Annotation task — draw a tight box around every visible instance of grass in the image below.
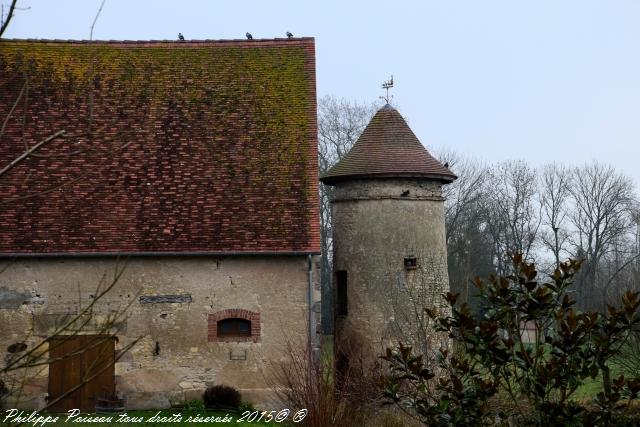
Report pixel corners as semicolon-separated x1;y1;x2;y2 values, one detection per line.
572;357;630;402
515;341;640;401
496;343;636;404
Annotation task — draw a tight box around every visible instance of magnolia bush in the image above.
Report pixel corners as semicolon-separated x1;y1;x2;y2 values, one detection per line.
381;254;640;426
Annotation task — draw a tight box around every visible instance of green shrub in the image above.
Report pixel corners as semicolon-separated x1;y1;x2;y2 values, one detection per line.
238;400;256;412
381;254;640;426
183;399;205;413
202;384;242;410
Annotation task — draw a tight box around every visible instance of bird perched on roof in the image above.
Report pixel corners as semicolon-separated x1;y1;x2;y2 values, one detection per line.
444;162;449;168
286;31;293;38
246;32;253;40
178;33;185;41
401;190;410;197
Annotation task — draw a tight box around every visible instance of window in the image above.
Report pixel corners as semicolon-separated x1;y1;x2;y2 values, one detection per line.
208;309;260;342
336;270;348;317
404;257;418;270
217;318;251;338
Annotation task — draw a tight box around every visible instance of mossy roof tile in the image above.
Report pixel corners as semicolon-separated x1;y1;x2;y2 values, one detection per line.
0;38;320;255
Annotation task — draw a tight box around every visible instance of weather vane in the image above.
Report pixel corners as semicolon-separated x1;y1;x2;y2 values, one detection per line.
380;75;394;104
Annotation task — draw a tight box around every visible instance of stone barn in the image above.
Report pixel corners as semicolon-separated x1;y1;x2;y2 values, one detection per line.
0;38;320;410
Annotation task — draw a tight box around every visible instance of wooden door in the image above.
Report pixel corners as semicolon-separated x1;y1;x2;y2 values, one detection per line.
48;335;115;413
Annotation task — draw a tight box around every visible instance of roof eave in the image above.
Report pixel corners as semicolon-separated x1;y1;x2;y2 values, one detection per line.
319;172;458;186
0;250;321;259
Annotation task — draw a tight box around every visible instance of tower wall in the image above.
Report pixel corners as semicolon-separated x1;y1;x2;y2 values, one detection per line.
331;178;451;361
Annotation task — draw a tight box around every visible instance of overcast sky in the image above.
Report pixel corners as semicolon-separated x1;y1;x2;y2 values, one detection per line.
4;0;640;188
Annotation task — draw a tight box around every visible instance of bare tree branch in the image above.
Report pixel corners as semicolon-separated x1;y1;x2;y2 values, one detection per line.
89;0;106;41
0;130;66;178
0;79;26;139
0;0;18;37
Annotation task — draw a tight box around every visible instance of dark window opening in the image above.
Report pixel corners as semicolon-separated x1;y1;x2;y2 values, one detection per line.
217;318;251;338
336;270;348;317
404;257;418;270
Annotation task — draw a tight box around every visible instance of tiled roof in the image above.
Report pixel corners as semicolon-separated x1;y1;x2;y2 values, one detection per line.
0;38;320;255
320;104;456;185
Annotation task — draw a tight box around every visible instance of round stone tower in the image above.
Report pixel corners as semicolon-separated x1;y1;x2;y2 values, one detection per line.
320;104;456;363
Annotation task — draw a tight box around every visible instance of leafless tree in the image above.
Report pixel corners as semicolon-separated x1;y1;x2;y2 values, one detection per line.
0;0;18;38
1;262;142;411
613;204;640;370
568;162;636;310
438;150;486;243
317;95;377;333
436;149;493;307
382;252;451;359
483;160;541;275
0;1;144;412
539;163;571;269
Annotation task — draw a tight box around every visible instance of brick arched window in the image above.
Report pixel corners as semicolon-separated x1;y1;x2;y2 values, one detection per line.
208;309;260;343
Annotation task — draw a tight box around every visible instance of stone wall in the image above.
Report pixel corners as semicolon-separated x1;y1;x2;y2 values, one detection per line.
331;178;451;362
0;255;317;409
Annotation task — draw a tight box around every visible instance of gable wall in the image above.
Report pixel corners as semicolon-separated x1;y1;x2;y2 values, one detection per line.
0;255;316;409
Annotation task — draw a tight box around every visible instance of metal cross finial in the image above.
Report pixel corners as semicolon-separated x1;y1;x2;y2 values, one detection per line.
380;75;394;104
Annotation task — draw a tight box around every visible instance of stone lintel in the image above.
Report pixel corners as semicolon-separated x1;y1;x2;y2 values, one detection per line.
139;294;192;304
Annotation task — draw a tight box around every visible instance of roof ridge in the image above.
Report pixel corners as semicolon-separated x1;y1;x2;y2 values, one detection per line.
0;37;315;46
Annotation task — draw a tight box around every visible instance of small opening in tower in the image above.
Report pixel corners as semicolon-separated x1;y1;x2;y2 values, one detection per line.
336;270;348;317
404;257;418;270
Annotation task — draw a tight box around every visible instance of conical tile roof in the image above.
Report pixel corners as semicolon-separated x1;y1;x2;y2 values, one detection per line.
320;104;456;185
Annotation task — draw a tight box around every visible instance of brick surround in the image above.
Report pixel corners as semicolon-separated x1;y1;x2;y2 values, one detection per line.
208;309;261;343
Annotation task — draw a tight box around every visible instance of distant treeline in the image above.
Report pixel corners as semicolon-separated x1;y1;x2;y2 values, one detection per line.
318;95;639;313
